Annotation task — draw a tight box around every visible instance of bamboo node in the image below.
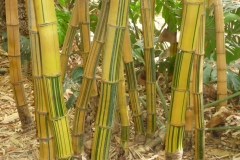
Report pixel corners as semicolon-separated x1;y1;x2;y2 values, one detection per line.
50;113;68;121
95;124;112;130
39;137;54;141
82;75;95;80
36;110;48;115
171;87;189;92
101;79;119;84
177;48;195;53
6;23;19;26
184;1;204;5
169;122;185;127
8;55;21;57
79;22;90;25
43;74;61;78
195;127;205;131
68;24;79;28
107;24;126;29
72;133;84;137
194;52;204;56
38;21;57;27
33;75;43;79
95;39;105;44
75;106;87;111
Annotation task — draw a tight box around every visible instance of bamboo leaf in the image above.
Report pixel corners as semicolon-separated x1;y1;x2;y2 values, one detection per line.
224;12;240;24
66;94;77;109
71;66;84;84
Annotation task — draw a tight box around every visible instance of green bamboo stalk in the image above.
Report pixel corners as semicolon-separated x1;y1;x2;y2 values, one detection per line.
117;61;130;151
60;0;79;82
33;0;73;159
214;0;227;110
78;0;98;97
165;0;204;158
122;26;145;137
204;91;240;109
27;0;54;159
206;126;240;131
5;0;33;129
72;0;110;157
91;0;129;159
193;14;205;160
140;0;157;141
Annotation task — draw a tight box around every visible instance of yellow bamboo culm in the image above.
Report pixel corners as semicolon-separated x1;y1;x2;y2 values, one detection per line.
72;0;110;157
26;0;55;159
60;0;79;82
91;0;130;159
5;0;33;129
214;0;227;110
193;14;205;159
122;26;145;137
117;61;130;151
140;0;156;140
78;0;98;97
33;0;73;159
165;0;204;158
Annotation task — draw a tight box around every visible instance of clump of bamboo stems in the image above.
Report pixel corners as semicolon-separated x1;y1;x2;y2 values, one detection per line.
60;0;98;97
26;0;55;159
123;26;145;137
214;0;227;110
91;0;129;159
140;0;157;141
33;0;73;159
165;0;204;158
193;14;205;159
5;0;32;129
72;0;110;157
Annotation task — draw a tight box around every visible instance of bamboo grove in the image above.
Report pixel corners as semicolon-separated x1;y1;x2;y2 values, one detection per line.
4;0;237;159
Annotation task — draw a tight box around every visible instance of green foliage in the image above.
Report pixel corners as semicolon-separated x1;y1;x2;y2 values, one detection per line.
157;55;176;75
157;0;182;32
55;7;71;46
71;66;84;84
1;31;31;63
203;57;240;92
205;2;240;64
63;76;79;109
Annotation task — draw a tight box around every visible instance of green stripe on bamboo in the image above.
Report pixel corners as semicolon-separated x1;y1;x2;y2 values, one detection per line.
91;0;129;159
122;26;145;136
165;0;204;158
5;0;33;129
117;61;130;150
72;0;110;156
33;0;73;159
140;0;156;140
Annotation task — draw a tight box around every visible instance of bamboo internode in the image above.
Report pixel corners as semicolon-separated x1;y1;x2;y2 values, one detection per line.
5;0;33;129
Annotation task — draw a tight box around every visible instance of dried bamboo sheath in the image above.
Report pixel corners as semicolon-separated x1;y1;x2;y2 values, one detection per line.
5;0;32;129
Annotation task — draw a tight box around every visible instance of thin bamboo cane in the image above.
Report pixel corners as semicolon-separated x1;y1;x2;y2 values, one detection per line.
165;0;204;158
60;0;79;82
214;0;227;110
193;14;205;159
27;0;55;159
77;0;98;97
122;26;145;137
33;0;73;159
117;61;130;151
72;0;110;157
140;0;156;140
91;0;129;159
5;0;33;129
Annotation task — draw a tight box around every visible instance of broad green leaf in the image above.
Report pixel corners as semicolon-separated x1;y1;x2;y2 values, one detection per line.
203;63;213;84
66;95;77;109
58;0;66;7
71;66;84;84
227;69;240;92
224;12;240;24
